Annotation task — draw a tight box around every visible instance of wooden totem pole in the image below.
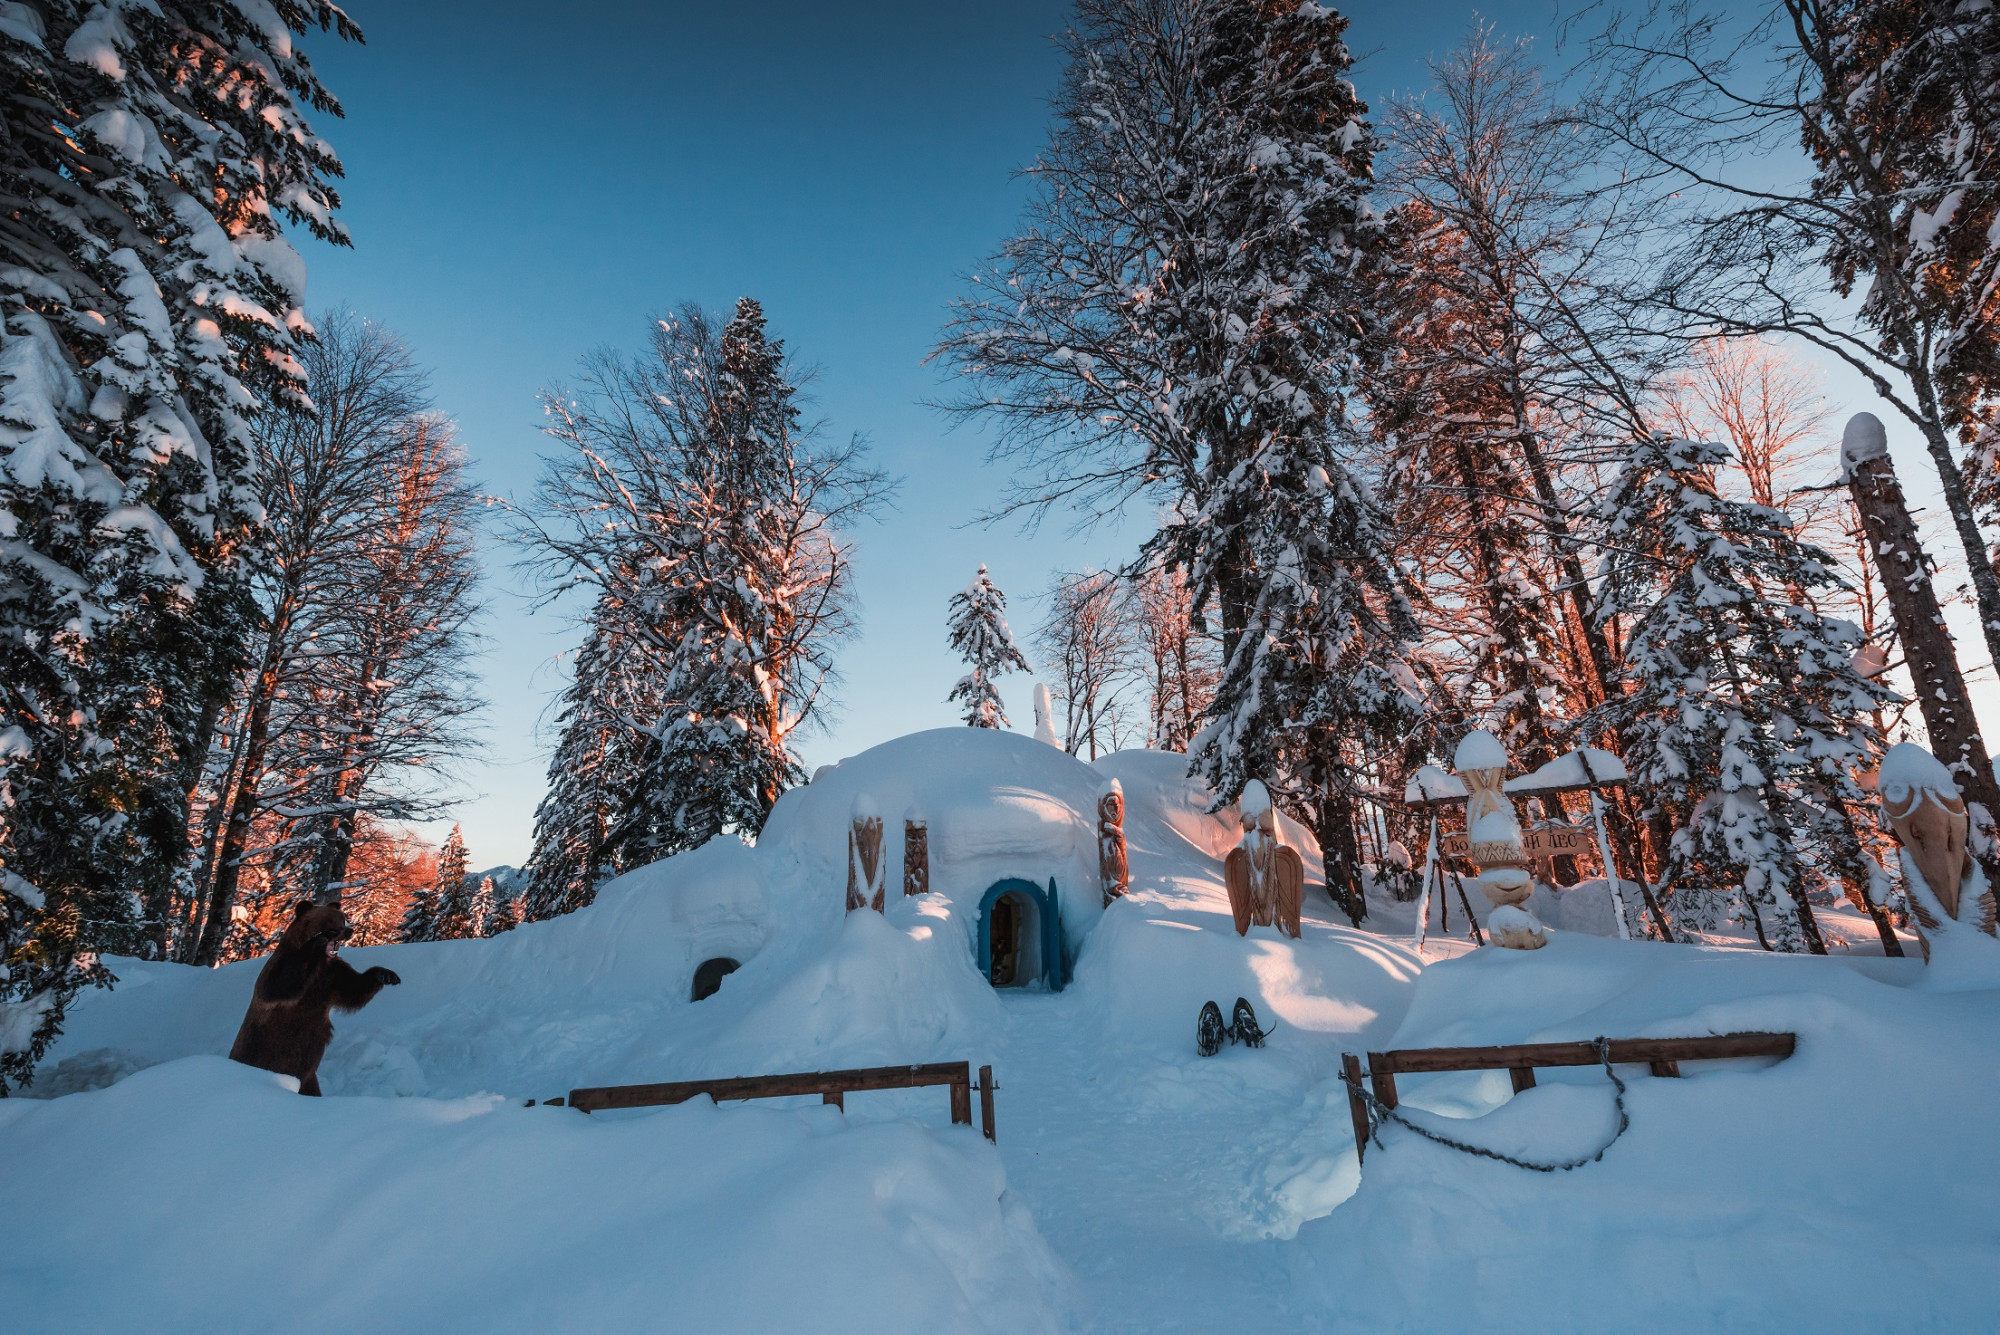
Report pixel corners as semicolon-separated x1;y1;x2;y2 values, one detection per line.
1098;779;1129;907
1224;780;1303;938
903;808;930;898
1456;730;1546;949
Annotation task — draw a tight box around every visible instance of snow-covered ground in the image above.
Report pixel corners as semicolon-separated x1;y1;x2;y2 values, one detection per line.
7;730;1996;1332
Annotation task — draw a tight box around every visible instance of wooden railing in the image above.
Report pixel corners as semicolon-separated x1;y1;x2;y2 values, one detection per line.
545;1060;999;1141
1340;1031;1796;1162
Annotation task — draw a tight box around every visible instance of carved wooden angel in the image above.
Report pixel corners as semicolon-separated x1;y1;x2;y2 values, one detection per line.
1224;781;1303;938
1099;779;1129;907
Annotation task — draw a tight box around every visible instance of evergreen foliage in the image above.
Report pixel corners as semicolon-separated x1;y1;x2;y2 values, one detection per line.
522;612;661;922
402;825;466;944
1590;434;1893;951
429;830;478;941
946;566;1031;728
521;299;890;880
0;0;359;1089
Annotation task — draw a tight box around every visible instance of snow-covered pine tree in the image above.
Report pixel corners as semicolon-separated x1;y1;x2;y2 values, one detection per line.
937;0;1379;680
480;883;518;937
523;299;889;867
403;825;466;943
430;831;478;941
398;880;441;945
467;875;494;940
947;566;1031;728
1194;423;1423;923
521;611;661;921
0;0;359;1088
1591;434;1893;952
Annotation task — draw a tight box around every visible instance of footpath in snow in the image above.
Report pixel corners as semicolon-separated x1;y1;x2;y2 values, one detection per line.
6;731;1996;1333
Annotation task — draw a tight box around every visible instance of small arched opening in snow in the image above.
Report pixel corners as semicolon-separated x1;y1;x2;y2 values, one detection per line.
975;879;1066;991
690;957;740;1002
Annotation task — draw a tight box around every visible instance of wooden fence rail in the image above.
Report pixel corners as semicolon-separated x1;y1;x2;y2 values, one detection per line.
1341;1031;1796;1163
548;1060;999;1141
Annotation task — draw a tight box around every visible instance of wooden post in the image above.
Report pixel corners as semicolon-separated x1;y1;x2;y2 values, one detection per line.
1508;1066;1537;1093
1577;754;1633;942
1414;812;1439;951
949;1070;972;1127
1366;1053;1399;1111
977;1065;996;1142
1450;866;1485;947
1845;416;2000;837
903;816;929;896
823;1090;844;1110
1342;1053;1371;1163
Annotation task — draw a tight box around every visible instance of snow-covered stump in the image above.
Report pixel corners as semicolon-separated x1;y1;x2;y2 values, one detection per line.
1456;731;1546;950
1223;780;1303;938
1098;780;1129;907
1879;744;1999;970
845;797;886;913
903;810;930;897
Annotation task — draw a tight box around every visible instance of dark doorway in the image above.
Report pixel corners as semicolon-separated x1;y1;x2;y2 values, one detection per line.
691;957;739;1002
989;896;1020;986
977;878;1063;990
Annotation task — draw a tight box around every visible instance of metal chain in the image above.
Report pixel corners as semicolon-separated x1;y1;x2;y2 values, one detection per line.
1342;1037;1632;1174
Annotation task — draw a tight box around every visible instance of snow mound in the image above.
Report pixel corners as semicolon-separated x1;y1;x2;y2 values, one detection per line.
1277;933;1995;1329
0;1057;1073;1334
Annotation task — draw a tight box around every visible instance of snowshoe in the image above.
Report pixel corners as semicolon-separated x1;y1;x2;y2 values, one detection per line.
1196;1000;1226;1057
1231;997;1271;1048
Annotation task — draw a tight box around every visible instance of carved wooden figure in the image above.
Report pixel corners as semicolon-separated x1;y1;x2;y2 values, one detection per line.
1455;730;1545;949
1879;742;1998;957
903;814;930;897
846;797;886;913
1098;779;1129;907
1223;780;1303;938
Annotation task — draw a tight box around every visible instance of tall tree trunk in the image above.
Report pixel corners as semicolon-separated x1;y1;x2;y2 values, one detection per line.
193;603;297;966
1845;433;2000;879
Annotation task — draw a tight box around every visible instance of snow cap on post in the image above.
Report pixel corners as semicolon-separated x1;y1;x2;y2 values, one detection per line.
1239;779;1272;817
1841;412;1889;479
1453;729;1508;774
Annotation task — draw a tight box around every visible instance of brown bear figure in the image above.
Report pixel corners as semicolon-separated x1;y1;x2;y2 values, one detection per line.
229;900;400;1096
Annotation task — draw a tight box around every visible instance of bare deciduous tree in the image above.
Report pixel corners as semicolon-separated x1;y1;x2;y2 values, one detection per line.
1034;571;1140;761
1129;564;1217;751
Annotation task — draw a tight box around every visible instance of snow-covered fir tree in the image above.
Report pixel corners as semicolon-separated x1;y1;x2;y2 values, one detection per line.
938;0;1380;688
402;825;466;943
431;850;480;942
946;566;1031;728
0;0;359;1088
1591;434;1893;952
521;611;662;921
480;882;519;937
523;299;890;870
1194;422;1423;923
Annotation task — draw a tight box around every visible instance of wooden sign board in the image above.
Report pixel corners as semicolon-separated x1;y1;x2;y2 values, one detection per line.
1441;824;1594;861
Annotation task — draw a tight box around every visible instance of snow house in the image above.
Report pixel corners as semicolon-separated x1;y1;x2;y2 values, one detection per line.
782;727;1171;994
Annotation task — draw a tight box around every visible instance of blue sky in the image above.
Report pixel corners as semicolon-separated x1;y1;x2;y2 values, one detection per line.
295;0;1966;868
